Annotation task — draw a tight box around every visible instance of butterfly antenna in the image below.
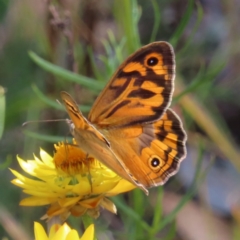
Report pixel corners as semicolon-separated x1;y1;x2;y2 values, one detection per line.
22;119;68;127
85;153;93;193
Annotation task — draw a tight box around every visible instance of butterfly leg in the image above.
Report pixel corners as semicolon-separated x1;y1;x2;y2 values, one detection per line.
85;153;93;193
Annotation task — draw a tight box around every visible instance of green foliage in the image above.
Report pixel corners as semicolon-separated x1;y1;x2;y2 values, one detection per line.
170;0;195;47
0;86;5;139
1;0;240;240
29;51;104;92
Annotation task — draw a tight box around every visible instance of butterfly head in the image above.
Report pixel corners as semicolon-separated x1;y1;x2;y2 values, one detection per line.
66;119;75;135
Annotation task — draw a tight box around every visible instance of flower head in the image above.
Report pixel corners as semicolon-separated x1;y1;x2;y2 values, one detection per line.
10;140;135;220
34;222;94;240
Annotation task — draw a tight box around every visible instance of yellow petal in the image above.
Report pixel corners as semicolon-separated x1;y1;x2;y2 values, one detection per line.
80;196;103;209
22;189;59;198
11;178;25;188
40;148;54;165
16;157;36;175
66;230;80;240
10;169;31;185
106;179;136;196
49;224;61;238
20;196;57;206
46;204;69;218
51;223;71;240
80;224;94;240
58;196;81;207
34;222;48;240
72;177;91;195
34;168;57;178
10;172;47;189
33;154;44;165
92;180;119;194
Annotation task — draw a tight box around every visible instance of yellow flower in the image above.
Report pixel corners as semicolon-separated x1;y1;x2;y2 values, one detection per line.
34;222;94;240
10;141;135;220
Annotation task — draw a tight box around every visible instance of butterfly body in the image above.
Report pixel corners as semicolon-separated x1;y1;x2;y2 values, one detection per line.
61;41;187;194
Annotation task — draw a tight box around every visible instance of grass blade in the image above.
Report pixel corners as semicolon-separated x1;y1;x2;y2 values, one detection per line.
0;86;6;139
29;51;104;92
174;61;225;102
170;0;194;47
150;0;161;42
113;196;152;232
177;1;204;56
32;84;91;113
114;0;141;53
23;130;71;143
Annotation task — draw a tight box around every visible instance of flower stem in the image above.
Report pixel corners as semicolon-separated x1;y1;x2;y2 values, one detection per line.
82;215;97;240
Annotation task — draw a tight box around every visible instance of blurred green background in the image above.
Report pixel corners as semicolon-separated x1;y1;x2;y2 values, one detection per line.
1;0;240;239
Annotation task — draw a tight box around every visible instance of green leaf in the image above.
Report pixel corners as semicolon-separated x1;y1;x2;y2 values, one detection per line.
114;0;141;53
150;187;164;236
87;46;106;82
174;61;225;103
23;130;71;143
164;221;177;240
177;1;204;56
113;196;152;232
0;155;12;169
150;0;161;42
32;84;91;113
170;0;194;47
0;86;6;139
29;51;104;92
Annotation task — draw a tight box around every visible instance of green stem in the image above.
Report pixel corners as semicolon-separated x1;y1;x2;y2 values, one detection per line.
82;215;97;240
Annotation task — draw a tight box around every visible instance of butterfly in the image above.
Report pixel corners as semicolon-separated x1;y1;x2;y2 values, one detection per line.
61;41;187;195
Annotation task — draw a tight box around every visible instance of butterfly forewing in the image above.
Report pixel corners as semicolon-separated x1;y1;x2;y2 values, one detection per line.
88;42;175;128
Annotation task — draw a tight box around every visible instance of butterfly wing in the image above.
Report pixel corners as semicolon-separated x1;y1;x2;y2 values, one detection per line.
61;91;107;144
61;41;185;190
61;91;148;194
104;109;187;187
88;41;175;128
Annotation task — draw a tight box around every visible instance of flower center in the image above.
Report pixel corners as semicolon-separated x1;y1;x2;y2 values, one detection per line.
53;142;95;175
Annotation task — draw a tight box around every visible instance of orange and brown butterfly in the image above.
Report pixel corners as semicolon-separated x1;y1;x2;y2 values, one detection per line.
61;41;187;195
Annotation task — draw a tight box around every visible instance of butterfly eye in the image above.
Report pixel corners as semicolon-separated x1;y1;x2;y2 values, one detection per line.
148;155;162;171
147;57;158;66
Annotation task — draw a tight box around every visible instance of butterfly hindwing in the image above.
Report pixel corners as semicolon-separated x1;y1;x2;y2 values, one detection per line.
104;109;187;187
